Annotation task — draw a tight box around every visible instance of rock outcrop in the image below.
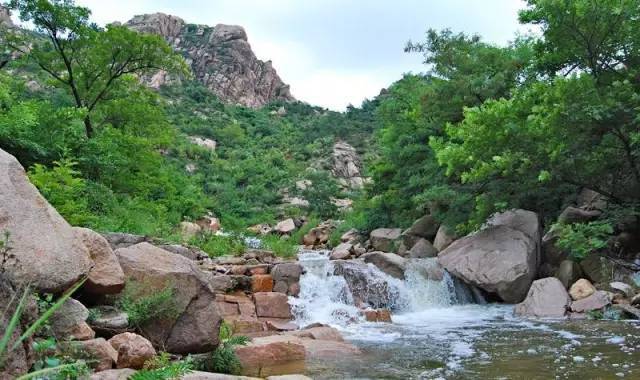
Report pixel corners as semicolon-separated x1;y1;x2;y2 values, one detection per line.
0;5;13;27
438;210;540;303
331;142;365;189
0;148;92;293
126;13;293;108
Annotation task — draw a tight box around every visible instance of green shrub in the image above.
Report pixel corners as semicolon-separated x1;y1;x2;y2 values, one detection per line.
207;322;248;375
191;233;247;257
261;235;298;259
28;159;96;226
131;352;193;380
117;280;180;329
553;221;613;261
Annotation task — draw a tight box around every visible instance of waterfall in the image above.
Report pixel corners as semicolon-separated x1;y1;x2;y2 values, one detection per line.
291;249;482;327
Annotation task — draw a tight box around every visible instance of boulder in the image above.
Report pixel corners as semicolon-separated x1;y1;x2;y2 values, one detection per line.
340;229;359;243
570;290;611;312
253;292;291;319
267;376;312;380
90;369;137;380
330;243;353;260
235;340;306;377
180;221;202;240
438;224;538;303
363;309;392;323
275;219;296;234
188;136;217;151
361;251;407;280
50;298;95;341
403;215;439;240
89;306;129;336
580;254;635;284
251;274;274;292
101;233;148;250
333;260;399;309
271;262;302;296
408;238;438;258
73;227;125;295
158;244;206;261
248;223;273;236
433;225;456;252
558;206;601;224
569;279;596;301
369;228;402;252
555;260;583;289
108;332;156;369
514;277;570;318
610;281;634;298
115;242;222;353
0;148;92;293
77;338;118;371
486;209;541;243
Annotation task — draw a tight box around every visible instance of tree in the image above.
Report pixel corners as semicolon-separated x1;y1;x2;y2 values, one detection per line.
8;0;188;137
519;0;640;79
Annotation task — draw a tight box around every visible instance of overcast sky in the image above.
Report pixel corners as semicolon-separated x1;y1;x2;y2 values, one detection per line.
21;0;532;110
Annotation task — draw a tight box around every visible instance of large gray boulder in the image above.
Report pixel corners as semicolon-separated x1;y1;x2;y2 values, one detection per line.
438;210;540;303
369;228;402;252
0;149;92;293
361;251;407;280
115;243;222;353
514;277;570;318
402;215;439;241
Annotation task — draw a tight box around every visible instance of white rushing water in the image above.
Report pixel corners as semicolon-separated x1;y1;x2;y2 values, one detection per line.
290;249;474;327
291;250;640;379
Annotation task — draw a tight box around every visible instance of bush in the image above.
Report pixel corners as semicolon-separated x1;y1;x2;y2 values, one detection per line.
553;221;614;261
131;352;194;380
207;321;248;375
28;159;96;226
117;280;180;329
261;235;298;259
191;233;247;257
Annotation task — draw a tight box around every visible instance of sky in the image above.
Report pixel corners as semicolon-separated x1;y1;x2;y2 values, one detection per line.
20;0;532;110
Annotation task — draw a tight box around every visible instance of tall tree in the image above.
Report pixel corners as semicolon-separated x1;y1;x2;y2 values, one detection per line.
7;0;187;137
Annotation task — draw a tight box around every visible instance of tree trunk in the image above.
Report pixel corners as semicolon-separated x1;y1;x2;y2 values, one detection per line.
84;117;94;138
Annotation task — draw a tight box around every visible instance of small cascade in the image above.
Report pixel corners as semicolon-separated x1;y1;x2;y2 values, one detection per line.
292;250;482;328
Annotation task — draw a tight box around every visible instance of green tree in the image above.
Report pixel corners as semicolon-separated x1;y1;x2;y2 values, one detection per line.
8;0;187;137
519;0;640;79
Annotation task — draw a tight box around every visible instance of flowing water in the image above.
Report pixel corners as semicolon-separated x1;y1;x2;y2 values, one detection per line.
291;250;640;379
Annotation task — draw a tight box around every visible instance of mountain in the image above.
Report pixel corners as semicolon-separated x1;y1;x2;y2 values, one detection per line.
125;13;294;108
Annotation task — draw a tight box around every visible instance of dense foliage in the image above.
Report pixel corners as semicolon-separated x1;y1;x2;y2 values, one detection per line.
359;0;639;236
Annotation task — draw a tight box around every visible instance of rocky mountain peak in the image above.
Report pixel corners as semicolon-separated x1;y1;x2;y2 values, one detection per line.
0;5;13;27
126;13;293;108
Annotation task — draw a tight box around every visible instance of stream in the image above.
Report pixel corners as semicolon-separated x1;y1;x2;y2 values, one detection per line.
290;250;640;379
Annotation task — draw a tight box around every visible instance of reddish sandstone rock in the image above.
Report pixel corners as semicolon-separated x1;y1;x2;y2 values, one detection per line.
77;338;118;371
90;369;137;380
254;292;292;319
362;309;392;322
252;274;274;292
74;227;125;294
235;340;306;377
108;332;156;369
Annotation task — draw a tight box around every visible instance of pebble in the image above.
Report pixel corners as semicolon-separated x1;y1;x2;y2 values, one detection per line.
573;356;585;363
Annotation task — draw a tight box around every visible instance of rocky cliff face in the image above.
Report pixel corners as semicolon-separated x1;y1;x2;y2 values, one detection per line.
0;5;12;27
126;13;293;108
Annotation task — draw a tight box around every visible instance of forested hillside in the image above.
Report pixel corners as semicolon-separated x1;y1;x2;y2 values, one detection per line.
1;0;639;258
